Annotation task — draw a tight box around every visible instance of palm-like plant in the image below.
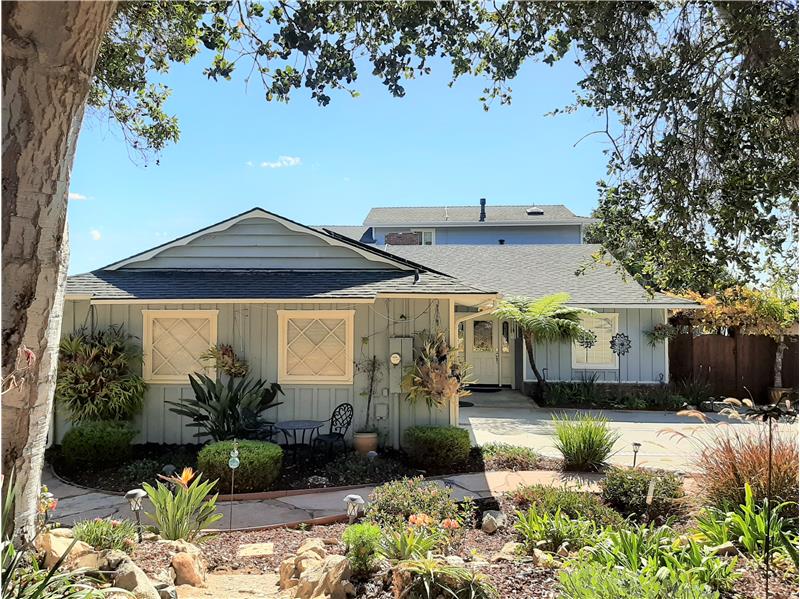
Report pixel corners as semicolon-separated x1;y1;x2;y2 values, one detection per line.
167;373;283;441
493;293;595;394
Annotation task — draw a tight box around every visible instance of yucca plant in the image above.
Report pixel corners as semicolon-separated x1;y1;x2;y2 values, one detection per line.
55;326;146;422
396;557;498;599
494;294;594;396
142;468;222;541
514;507;596;554
167;373;283;441
378;526;441;562
552;412;620;471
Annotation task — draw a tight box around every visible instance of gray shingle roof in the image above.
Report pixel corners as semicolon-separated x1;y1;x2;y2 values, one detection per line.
386;245;697;307
363;204;595;226
66;269;493;300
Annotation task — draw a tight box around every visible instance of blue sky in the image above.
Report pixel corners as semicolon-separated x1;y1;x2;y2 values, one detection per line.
67;52;610;274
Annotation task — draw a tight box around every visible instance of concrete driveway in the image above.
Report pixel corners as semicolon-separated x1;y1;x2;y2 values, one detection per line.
459;389;795;472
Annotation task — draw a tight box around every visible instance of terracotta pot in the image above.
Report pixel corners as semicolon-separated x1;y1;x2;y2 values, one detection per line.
768;387;794;403
353;432;378;455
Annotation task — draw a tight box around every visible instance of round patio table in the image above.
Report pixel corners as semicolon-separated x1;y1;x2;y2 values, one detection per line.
274;419;324;464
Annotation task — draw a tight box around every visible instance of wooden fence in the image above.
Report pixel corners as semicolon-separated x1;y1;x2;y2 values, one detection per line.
669;332;799;402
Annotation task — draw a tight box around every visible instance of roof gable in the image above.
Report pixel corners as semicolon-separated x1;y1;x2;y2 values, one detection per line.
105;208;412;271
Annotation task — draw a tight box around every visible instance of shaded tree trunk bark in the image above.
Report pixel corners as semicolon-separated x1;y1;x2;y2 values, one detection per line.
774;334;786;389
522;331;546;398
2;1;116;542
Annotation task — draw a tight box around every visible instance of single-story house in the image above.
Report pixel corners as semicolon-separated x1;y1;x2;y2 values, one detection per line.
56;207;696;447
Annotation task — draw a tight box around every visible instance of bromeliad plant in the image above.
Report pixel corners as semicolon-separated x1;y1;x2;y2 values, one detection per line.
55;325;147;422
167;373;283;441
142;467;222;542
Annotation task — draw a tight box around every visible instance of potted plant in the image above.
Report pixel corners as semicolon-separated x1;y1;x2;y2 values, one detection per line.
353;355;383;454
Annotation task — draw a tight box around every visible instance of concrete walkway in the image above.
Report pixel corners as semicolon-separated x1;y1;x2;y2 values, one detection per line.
44;465;601;530
461;389;798;472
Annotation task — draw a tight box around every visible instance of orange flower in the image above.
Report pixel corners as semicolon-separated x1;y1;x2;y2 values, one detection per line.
158;467;196;489
408;513;433;527
440;518;460;530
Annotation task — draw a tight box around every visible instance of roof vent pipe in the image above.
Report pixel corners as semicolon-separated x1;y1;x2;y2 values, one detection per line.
479;198;486;222
498;239;505;245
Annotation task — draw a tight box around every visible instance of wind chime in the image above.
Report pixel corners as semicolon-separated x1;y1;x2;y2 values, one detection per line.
609;332;632;401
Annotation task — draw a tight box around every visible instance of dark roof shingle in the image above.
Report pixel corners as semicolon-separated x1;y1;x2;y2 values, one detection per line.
386;245;696;307
66;269;493;300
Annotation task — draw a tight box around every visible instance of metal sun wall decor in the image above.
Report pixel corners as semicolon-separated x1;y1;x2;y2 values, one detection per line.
610;332;632;399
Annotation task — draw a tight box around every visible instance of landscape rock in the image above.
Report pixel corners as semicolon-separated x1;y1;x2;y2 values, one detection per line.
35;532;94;569
237;542;274;557
296;537;327;558
156;540;201;555
101;549;134;571
709;541;737;556
490;541;525;562
49;527;74;539
444;555;465;566
153;582;178;599
73;550;104;571
295;554;354;599
170;551;206;587
480;510;507;534
114;560;161;599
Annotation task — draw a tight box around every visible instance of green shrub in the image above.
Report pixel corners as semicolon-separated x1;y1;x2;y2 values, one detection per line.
321;453;416;486
404;426;471;471
56;326;146;423
73;518;137;553
378;526;441;562
480;443;539;471
694;483;799;566
395;557;498;599
552;412;619;471
508;484;624;527
366;477;473;530
121;458;161;485
142;469;222;541
600;467;685;520
197;440;282;493
514;508;597;554
558;562;718;599
61;421;137;468
342;523;382;577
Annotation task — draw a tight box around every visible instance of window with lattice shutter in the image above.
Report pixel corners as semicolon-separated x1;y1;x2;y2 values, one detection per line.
571;313;619;369
278;310;354;384
142;310;218;383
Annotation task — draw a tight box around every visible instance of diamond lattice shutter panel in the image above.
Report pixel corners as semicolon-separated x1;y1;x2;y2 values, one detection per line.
279;310;354;383
143;310;218;383
573;314;618;369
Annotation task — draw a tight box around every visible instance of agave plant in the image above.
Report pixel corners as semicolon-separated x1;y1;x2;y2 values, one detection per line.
166;373;283;441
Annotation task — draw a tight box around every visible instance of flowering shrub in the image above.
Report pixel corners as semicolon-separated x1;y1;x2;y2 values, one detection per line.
73;517;137;553
366;477;473;531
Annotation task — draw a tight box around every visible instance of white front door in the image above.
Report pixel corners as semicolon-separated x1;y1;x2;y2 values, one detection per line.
469;319;499;384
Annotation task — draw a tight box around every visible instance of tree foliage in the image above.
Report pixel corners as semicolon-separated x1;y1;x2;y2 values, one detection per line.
93;1;797;287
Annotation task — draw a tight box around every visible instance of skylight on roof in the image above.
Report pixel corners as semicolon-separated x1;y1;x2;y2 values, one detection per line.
526;206;544;215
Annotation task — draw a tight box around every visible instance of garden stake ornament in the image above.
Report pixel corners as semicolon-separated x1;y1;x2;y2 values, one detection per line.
228;439;240;531
609;332;632;401
577;329;597;381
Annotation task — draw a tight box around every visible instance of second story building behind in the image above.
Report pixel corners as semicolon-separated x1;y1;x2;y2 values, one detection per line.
320;199;596;247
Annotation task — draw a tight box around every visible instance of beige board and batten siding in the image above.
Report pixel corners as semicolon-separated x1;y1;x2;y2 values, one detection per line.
523;307;669;383
121;218;391;270
55;297;452;446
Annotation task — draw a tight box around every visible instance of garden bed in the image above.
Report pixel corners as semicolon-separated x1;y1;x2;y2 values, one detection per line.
48;443;560;495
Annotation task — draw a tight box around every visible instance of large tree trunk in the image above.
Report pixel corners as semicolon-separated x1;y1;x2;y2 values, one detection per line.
2;1;116;542
522;331;546;399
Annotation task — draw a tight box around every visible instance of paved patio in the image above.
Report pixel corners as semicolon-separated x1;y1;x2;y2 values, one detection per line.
44;465;601;530
460;388;796;471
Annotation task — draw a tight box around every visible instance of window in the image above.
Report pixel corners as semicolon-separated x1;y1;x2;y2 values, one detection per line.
572;313;619;369
501;321;510;353
277;310;355;384
473;320;494;352
411;229;435;245
142;310;218;383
